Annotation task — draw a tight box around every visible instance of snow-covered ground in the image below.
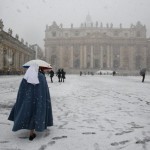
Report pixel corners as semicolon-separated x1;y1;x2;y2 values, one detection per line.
0;74;150;150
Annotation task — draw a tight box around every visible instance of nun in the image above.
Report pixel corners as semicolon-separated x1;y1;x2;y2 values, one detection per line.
8;64;53;141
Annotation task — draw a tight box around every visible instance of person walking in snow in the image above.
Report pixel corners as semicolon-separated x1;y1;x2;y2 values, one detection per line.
56;69;61;82
49;69;54;83
61;69;66;82
140;68;146;82
8;64;53;141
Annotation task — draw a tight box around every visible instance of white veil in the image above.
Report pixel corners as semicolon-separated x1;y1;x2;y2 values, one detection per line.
23;64;39;85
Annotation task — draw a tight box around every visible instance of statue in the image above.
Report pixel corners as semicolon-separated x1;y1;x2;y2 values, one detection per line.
100;22;103;28
0;19;4;30
130;24;133;28
26;42;28;47
110;23;113;28
96;21;98;27
60;23;63;28
107;23;109;28
8;28;13;35
71;23;73;28
21;38;24;44
15;34;19;40
120;23;122;28
46;25;49;30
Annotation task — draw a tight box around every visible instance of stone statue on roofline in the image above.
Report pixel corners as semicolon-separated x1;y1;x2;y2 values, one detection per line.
8;28;13;35
15;34;19;40
21;38;24;44
0;19;4;30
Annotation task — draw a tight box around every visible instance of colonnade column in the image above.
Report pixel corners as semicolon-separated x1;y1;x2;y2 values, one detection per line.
70;45;74;68
110;45;114;69
119;46;124;69
0;45;3;68
83;45;87;68
59;46;63;68
107;45;110;68
129;46;133;70
15;52;19;68
80;45;83;69
100;45;103;69
90;45;93;68
142;46;147;67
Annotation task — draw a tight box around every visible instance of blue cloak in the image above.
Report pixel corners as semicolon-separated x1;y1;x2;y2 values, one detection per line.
8;72;53;132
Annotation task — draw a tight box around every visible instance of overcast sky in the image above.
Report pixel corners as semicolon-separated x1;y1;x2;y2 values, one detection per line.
0;0;150;49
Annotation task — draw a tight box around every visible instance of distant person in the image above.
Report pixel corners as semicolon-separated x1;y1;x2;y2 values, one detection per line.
113;71;116;76
140;68;146;82
61;69;66;82
80;71;82;76
56;69;61;82
49;69;54;83
8;64;53;141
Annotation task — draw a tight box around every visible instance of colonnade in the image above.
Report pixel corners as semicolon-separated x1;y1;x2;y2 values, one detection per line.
59;44;147;70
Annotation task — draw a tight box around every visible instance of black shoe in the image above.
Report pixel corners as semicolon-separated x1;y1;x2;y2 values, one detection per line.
29;133;36;141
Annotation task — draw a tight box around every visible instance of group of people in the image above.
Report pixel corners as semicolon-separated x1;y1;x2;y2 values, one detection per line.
80;71;94;76
56;68;66;82
48;68;66;83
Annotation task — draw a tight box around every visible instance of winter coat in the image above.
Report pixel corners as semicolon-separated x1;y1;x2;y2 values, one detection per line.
49;70;54;77
8;72;53;132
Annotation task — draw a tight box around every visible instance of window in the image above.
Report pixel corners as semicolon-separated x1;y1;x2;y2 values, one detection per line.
75;31;79;36
65;33;68;37
124;33;128;37
114;31;119;36
52;31;56;37
136;31;141;37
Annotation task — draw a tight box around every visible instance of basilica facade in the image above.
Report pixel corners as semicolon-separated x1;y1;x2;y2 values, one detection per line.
45;16;150;73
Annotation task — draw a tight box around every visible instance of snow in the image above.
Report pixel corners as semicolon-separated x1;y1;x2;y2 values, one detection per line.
0;74;150;150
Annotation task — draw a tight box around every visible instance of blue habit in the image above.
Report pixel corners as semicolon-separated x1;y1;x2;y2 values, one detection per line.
8;72;53;132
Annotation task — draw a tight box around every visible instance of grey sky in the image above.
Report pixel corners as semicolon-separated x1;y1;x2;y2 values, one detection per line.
0;0;150;49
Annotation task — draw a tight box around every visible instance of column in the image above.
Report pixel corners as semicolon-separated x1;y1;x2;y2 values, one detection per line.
59;46;63;68
80;45;83;68
107;45;110;68
119;46;124;69
90;45;94;68
15;52;19;68
0;44;3;69
100;45;103;68
70;45;73;68
142;46;147;67
83;45;87;68
129;46;135;70
110;45;114;69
